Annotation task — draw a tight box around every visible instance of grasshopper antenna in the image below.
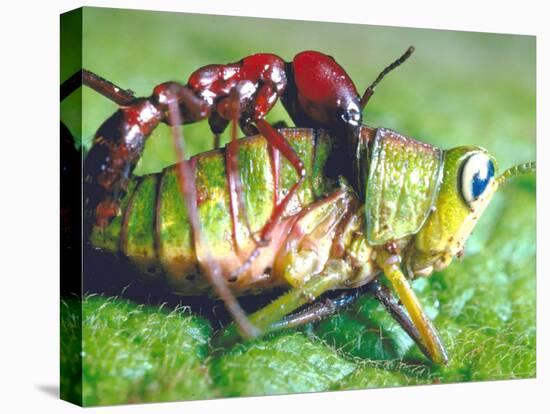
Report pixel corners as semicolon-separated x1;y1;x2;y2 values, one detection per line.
497;161;536;185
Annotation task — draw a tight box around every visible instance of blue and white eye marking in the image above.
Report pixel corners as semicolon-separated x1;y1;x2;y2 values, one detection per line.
460;153;495;204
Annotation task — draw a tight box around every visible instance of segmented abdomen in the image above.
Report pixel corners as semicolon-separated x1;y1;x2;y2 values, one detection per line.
88;129;334;295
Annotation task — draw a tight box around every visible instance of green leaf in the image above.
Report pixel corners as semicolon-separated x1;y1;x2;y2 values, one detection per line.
211;333;356;397
78;296;215;405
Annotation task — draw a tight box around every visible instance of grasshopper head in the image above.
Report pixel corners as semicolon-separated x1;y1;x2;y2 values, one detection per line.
405;146;500;277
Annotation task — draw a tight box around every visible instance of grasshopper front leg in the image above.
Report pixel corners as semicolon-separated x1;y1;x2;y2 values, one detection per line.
376;249;448;365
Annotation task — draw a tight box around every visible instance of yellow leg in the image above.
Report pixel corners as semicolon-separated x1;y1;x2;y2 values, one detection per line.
376;250;448;365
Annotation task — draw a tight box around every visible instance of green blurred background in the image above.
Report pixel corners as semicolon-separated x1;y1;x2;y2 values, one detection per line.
60;7;536;406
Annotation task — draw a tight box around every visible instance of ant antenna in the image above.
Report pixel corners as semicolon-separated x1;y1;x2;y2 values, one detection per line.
360;46;415;110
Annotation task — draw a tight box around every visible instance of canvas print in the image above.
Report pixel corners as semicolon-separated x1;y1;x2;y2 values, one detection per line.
60;7;536;407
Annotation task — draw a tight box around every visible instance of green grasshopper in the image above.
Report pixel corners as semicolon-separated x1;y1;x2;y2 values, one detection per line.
84;119;535;365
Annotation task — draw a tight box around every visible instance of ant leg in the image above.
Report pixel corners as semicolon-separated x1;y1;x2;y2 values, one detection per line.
239;120;259;137
272;120;289;129
75;69;210;123
257;116;307;239
215;90;262;255
208;112;229;150
164;86;258;339
263;120;286;206
228;118;307;279
213;134;221;149
360;46;415;110
250;85;307;238
207;111;256;251
61;70;84;101
61;69;136;104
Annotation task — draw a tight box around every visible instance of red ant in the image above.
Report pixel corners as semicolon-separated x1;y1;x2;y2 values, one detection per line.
70;47;414;336
80;47;413;232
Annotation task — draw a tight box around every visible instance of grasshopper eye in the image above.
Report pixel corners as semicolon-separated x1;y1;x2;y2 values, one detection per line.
460;153;495;204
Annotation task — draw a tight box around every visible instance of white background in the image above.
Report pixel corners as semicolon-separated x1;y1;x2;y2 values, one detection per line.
0;0;547;412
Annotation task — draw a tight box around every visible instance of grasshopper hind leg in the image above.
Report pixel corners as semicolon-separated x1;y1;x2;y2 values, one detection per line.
267;287;365;332
214;260;351;349
250;276;430;352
